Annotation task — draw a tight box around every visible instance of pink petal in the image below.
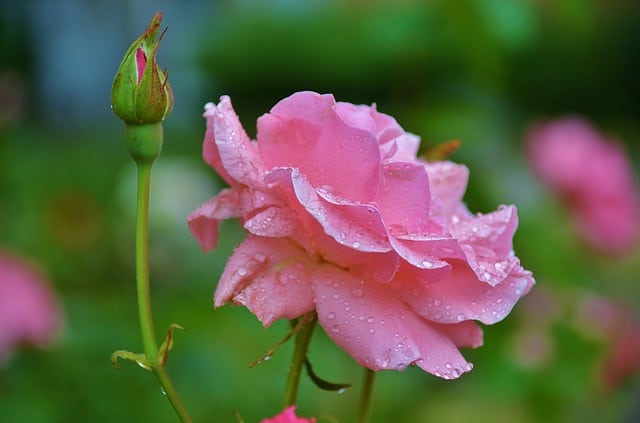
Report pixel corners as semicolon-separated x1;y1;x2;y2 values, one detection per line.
268;167;391;252
202;102;233;185
312;264;474;378
335;102;377;134
188;188;242;252
392;261;534;325
390;233;465;271
451;205;519;284
432;320;484;348
257;91;381;203
207;97;265;186
260;406;316;423
214;236;315;326
243;206;297;238
381;134;421;162
376;162;432;235
425;161;470;217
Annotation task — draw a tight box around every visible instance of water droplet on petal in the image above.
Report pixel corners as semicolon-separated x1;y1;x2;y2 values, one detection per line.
456;313;466;321
367;317;375;324
237;267;247;276
327;312;336;320
434;299;442;306
445;362;452;369
352;287;364;298
253;253;266;263
421;259;434;268
451;368;461;378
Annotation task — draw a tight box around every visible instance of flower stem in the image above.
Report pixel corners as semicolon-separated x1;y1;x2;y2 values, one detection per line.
356;368;376;423
283;313;317;407
135;162;193;423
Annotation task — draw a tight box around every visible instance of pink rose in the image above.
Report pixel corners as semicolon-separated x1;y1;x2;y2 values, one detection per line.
526;117;640;254
260;406;316;423
0;250;63;363
189;92;534;379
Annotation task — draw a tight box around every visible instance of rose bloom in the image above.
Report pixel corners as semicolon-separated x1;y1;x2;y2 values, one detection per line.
0;250;63;363
189;92;534;379
526;117;640;255
260;406;316;423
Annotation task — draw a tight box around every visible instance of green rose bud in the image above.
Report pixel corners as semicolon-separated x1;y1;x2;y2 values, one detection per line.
111;12;173;125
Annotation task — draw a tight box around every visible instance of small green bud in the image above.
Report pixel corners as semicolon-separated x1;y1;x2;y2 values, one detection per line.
111;12;173;124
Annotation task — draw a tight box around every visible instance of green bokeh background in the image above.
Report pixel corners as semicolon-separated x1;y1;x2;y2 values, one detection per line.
1;1;639;422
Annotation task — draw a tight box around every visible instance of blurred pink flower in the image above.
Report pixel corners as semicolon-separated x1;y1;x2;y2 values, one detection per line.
260;406;316;423
189;92;534;379
526;117;640;254
0;250;63;363
575;294;640;390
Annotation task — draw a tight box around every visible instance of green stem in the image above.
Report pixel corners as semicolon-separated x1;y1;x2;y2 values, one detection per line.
135;162;193;423
136;163;158;359
283;313;317;407
356;368;376;423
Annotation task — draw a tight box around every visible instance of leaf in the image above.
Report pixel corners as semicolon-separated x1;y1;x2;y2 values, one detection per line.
304;358;351;393
110;350;152;371
249;312;316;368
158;323;185;367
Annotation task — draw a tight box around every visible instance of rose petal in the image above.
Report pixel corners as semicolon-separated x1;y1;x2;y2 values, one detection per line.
188;188;242;251
234;259;315;327
214;236;315;320
376;162;432;235
270;168;391;252
243;206;297;238
210;96;265;185
257;91;381;202
425;161;470;217
312;264;474;378
392;261;534;325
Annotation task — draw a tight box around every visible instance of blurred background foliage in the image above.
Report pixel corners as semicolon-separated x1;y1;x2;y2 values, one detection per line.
0;0;639;422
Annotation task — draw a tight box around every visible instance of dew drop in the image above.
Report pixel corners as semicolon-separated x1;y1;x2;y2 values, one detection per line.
328;312;336;320
451;368;461;378
421;259;434;268
352;287;364;298
136;360;152;371
433;298;442;306
456;313;466;321
160;387;167;396
352;241;361;248
277;273;289;285
368;328;375;334
367;317;375;324
337;388;346;394
237;267;247;276
264;355;272;361
253;253;266;263
445;362;452;369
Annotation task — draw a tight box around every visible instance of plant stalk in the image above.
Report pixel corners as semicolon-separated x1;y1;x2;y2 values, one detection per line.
283;313;317;407
135;162;193;423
